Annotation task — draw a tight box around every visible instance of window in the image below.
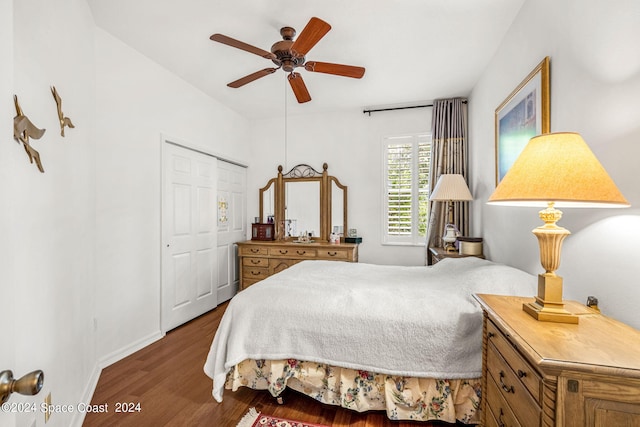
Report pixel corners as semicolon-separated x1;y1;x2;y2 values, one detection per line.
382;133;431;245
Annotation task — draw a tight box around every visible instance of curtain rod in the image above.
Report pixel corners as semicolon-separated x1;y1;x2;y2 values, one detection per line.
362;100;467;116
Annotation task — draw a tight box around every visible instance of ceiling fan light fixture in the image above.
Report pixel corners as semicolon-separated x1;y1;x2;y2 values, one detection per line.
282;60;296;73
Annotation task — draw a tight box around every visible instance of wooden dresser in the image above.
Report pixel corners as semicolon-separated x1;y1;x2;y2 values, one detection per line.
474;294;640;427
237;240;358;290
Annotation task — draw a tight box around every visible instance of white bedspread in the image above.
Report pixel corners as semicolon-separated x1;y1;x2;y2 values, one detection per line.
204;257;535;402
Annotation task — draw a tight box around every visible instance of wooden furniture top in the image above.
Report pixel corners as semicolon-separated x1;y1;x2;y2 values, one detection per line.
475;294;640;379
238;240;358;249
429;246;485;258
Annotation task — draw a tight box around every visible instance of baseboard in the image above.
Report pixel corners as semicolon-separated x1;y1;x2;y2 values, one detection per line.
99;330;164;369
70;363;102;427
68;330;164;427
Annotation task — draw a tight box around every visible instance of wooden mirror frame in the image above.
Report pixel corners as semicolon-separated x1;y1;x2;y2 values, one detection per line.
259;163;348;242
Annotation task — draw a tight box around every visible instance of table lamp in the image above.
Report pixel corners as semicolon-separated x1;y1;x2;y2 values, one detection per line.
430;174;473;251
488;132;629;323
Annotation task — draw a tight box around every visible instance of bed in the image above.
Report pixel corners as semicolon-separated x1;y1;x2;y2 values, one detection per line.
204;257;536;423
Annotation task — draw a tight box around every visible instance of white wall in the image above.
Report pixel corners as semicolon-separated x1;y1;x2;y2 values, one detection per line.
248;107;432;266
94;29;251;363
469;0;640;328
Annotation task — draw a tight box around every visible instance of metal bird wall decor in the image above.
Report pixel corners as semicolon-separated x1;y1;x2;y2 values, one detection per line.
13;95;46;173
50;86;74;137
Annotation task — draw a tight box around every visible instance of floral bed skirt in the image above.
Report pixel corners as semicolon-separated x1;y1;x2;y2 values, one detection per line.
225;359;481;423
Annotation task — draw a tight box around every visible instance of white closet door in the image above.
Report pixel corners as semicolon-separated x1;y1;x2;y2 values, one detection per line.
162;142;218;332
216;160;246;303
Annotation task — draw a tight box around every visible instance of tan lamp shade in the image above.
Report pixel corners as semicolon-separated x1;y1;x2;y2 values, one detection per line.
430;174;473;252
430;174;473;202
488;132;629;207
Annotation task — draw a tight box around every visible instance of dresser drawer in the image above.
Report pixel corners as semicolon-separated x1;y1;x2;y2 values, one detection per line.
289;247;317;258
242;266;269;281
486;372;522;427
240;246;268;256
269;247;296;257
269;246;317;258
487;320;542;403
487;343;541;427
269;258;301;275
317;248;351;260
242;257;269;268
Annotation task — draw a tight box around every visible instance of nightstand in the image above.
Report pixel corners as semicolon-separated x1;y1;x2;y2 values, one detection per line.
474;294;640;427
427;246;485;265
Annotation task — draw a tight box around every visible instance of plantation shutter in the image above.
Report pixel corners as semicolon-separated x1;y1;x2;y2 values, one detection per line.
383;134;431;245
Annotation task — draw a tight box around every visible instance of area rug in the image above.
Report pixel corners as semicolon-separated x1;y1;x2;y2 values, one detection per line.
236;407;330;427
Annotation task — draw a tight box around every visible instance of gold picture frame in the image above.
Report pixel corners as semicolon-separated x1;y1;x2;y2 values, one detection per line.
495;56;550;185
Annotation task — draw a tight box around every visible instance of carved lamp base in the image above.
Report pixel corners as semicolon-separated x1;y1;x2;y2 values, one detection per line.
524;202;579;324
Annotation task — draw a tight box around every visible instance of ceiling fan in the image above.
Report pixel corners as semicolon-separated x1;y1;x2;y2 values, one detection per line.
210;17;365;103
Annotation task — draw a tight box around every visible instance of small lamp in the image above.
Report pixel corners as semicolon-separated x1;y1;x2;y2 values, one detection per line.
488;132;629;323
430;174;473;251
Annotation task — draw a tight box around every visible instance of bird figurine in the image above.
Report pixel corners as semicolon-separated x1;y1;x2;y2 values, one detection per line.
51;85;75;137
13;94;46;173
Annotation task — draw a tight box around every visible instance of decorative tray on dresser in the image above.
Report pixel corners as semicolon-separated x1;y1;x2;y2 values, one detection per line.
237;240;358;290
474;294;640;427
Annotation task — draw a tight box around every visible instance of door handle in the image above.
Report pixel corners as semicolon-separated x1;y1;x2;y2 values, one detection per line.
0;370;44;404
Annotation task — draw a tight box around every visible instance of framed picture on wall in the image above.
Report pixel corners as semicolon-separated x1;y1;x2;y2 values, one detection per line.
495;56;550;185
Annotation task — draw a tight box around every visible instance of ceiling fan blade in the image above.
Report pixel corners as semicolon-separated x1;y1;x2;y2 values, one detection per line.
290;17;331;56
304;61;365;79
287;72;311;103
210;33;276;60
228;68;278;88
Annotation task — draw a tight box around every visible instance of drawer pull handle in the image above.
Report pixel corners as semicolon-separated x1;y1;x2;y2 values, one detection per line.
328;251;338;256
250;249;260;253
499;371;515;394
279;250;289;255
498;409;506;427
487;332;495;339
296;250;306;255
517;369;527;378
251;271;261;276
250;259;261;264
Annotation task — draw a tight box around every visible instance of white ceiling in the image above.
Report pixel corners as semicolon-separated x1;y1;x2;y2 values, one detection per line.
87;0;524;120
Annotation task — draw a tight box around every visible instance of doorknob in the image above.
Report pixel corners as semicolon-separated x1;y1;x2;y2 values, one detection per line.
0;370;44;404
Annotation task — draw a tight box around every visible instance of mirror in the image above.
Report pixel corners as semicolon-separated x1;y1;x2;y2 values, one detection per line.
259;179;275;223
258;163;347;242
285;181;320;237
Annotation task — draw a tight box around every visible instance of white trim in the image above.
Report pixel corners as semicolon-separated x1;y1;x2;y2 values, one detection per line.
69;363;103;427
160;133;248;168
73;331;163;426
98;330;164;369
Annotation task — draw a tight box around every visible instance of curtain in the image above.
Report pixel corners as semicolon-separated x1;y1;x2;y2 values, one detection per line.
426;98;469;263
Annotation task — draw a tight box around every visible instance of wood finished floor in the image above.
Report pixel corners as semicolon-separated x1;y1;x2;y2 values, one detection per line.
84;301;463;427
